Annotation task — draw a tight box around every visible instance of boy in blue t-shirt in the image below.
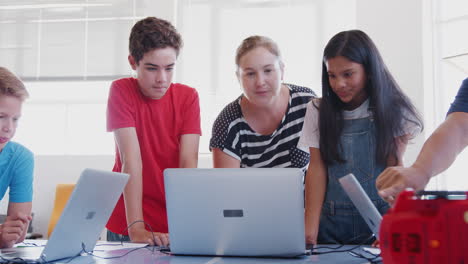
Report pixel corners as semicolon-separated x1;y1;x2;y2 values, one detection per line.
0;67;33;248
377;78;468;203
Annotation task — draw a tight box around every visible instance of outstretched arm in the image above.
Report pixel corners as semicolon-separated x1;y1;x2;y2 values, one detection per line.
114;127;169;246
179;134;200;168
377;112;468;203
304;148;327;245
212;148;241;168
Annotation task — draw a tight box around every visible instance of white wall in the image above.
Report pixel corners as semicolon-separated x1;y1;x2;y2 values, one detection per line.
356;0;428;166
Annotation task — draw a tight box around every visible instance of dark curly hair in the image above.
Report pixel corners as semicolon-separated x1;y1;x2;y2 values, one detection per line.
129;17;183;64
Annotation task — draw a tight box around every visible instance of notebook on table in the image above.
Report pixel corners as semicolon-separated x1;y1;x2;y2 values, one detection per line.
0;168;129;263
164;168;306;258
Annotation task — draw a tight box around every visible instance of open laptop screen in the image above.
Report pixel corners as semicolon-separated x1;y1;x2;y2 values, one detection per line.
164;168;305;257
338;173;382;237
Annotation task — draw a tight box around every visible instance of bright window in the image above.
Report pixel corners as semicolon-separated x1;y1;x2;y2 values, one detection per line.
14;81;114;155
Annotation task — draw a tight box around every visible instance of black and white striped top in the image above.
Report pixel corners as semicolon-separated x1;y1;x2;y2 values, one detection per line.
210;84;316;170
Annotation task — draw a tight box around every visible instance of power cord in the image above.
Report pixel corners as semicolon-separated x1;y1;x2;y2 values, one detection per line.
311;234;382;263
45;220;168;262
0;255;32;264
117;220;157;245
87;219;169;258
78;242;159;260
2;223;381;262
86;220;170;259
348;249;382;263
313;234;373;253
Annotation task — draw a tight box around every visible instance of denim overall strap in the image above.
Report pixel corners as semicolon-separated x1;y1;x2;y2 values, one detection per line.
317;117;390;244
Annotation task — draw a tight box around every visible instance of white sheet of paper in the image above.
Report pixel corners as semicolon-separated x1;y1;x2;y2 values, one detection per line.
15;240;148;251
362;247;381;255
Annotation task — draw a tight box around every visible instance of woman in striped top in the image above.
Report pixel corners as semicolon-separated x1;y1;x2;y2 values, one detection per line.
210;35;316;170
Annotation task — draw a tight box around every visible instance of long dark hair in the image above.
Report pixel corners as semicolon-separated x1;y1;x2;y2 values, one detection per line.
318;30;423;166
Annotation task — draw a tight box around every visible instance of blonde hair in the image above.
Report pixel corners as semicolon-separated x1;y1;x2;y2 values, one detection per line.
235;35;282;67
0;67;28;100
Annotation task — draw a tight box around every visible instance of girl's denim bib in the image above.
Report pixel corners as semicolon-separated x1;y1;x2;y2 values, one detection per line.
317;117;390;244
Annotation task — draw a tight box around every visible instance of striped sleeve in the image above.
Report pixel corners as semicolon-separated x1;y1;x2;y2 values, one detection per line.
209;99;243;160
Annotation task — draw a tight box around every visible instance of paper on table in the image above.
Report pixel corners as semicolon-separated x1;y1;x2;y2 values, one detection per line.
14;240;148;251
93;241;148;251
362;247;381;255
15;239;47;247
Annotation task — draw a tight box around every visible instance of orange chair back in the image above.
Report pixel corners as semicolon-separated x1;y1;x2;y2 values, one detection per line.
47;184;75;238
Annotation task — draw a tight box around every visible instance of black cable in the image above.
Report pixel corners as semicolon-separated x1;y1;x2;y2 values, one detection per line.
313;232;375;251
59;247;86;264
313;244;346;251
0;255;31;264
348;250;382;263
69;220;169;261
81;219;171;259
118;220;158;246
3;222;381;262
312;234;378;256
311;234;383;263
81;242;159;260
158;247;172;255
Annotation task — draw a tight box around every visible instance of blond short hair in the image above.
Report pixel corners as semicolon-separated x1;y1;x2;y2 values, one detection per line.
0;67;28;100
235;35;282;67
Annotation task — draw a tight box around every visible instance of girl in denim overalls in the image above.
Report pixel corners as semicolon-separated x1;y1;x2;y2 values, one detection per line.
299;30;423;245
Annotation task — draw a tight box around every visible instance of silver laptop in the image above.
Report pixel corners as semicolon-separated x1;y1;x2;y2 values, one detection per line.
338;173;382;237
0;168;129;263
164;168;306;258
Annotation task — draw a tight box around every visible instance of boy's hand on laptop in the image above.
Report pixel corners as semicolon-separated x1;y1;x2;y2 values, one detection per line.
0;213;32;248
129;228;170;246
376;165;430;205
151;232;170;247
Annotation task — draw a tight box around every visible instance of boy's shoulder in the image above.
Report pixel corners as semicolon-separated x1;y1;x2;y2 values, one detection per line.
109;78;140;98
4;142;33;160
166;83;199;106
111;77;138;89
170;83;198;96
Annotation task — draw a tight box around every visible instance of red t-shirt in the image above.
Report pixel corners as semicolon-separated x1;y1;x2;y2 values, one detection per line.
106;77;201;234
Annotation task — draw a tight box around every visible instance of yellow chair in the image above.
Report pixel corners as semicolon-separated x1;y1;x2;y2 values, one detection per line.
47;184;75;238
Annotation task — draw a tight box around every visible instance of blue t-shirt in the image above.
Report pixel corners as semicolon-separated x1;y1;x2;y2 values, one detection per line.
447;78;468;115
0;141;34;203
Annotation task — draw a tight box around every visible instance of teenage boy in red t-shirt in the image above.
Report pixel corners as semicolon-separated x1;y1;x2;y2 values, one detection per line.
106;17;201;246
